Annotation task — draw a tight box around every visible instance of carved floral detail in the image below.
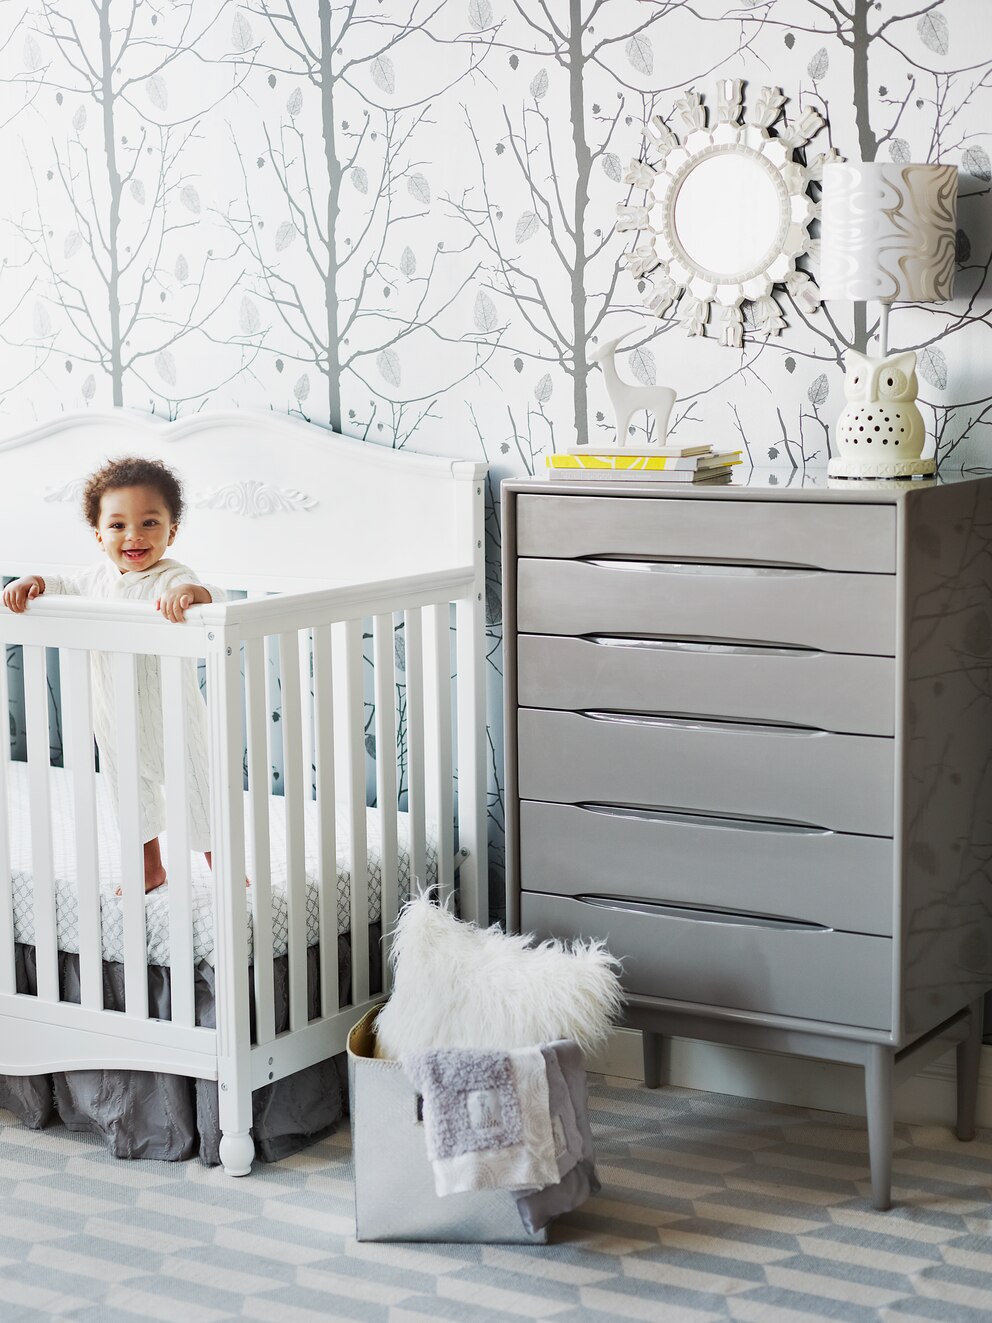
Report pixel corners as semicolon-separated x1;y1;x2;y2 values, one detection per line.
44;477;87;504
192;480;318;518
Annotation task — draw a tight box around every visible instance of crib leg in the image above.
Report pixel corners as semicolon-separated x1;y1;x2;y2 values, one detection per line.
218;1078;255;1177
219;1129;255;1177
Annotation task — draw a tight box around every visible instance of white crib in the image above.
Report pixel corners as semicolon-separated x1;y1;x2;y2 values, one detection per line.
0;409;488;1175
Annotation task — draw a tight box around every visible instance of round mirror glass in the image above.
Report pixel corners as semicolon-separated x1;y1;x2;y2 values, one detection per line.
672;153;785;280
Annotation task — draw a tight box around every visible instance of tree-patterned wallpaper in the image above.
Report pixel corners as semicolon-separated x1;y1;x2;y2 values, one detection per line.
2;1;991;894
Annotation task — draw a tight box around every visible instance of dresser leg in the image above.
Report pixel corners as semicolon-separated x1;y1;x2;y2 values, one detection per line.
956;998;985;1142
864;1045;894;1211
642;1030;666;1089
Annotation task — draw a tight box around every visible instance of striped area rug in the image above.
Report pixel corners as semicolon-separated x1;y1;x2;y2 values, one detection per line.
2;1074;992;1321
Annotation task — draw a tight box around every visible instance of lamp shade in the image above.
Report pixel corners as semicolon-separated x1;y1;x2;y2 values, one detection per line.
819;161;958;303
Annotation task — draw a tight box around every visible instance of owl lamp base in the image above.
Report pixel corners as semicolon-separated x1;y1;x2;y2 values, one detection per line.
829;347;934;480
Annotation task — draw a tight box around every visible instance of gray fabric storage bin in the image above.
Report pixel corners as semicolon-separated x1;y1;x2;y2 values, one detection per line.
347;1004;549;1244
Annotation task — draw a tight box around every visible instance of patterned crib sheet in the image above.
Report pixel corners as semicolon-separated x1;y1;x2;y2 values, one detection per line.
7;762;432;966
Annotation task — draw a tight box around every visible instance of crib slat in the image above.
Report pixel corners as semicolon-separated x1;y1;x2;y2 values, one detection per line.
373;614;399;989
311;624;338;1019
0;641;14;994
426;604;454;907
161;656;194;1029
113;652;148;1020
61;649;102;1010
245;636;275;1047
25;645;57;1002
299;628;314;802
336;619;369;1006
455;592;487;926
404;608;428;899
279;631;308;1032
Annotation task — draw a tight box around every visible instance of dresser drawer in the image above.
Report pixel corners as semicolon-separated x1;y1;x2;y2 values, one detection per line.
518;634;895;736
521;892;893;1031
518;802;894;934
517;709;894;835
516;494;896;572
516;559;895;655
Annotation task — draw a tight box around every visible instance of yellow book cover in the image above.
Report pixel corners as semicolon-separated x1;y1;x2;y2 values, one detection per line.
546;452;740;472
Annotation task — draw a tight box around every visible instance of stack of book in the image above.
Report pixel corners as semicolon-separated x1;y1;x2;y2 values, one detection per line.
545;444;740;484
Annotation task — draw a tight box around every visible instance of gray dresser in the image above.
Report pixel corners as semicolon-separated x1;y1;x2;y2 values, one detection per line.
502;470;992;1209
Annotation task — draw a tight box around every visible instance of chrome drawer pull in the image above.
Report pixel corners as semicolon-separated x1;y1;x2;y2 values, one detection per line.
576;894;833;933
586;635;816;658
576;802;833;837
585;559;822;580
581;710;826;737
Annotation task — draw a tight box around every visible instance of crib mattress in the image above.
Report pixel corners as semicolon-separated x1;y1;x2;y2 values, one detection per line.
6;763;431;966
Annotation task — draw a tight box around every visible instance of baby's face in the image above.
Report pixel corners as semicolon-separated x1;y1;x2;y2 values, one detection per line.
95;485;177;574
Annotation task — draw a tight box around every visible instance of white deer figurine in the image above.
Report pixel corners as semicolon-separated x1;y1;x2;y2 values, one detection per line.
590;330;676;446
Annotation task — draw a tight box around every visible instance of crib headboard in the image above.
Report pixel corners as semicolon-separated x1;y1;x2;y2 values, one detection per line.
0;409;487;594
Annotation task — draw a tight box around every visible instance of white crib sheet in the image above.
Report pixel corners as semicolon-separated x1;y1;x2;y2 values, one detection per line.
6;762;432;967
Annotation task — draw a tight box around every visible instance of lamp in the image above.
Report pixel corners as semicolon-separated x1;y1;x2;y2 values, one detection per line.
819;161;958;478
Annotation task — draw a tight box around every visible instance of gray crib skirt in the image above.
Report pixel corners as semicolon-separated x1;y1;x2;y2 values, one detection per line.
0;930;381;1164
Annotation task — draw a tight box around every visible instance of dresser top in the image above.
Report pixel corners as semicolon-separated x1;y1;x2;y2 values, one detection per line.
504;467;992;504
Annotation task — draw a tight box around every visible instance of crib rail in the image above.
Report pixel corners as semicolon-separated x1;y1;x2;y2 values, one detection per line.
0;563;487;1153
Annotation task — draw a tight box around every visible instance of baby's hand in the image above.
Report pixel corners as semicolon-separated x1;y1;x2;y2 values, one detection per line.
2;576;44;613
157;583;207;623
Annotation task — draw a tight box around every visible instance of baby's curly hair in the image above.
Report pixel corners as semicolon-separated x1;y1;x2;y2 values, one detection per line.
82;456;185;529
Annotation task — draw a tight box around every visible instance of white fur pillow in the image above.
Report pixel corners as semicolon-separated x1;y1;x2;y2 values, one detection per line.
373;894;623;1059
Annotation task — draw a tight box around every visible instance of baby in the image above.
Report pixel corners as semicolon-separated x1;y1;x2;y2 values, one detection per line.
3;456;221;893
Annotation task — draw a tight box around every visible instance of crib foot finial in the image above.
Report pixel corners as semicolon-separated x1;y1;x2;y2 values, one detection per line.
219;1130;255;1177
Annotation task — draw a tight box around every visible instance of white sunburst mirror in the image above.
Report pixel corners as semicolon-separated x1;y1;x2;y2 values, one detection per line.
617;80;839;347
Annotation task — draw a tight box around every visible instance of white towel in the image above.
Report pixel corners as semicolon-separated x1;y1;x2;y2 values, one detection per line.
428;1047;559;1197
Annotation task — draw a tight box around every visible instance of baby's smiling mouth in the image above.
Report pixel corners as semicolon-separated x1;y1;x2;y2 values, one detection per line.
123;548;150;561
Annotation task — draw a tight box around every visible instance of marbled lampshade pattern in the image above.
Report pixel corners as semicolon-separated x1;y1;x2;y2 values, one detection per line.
820;162;958;304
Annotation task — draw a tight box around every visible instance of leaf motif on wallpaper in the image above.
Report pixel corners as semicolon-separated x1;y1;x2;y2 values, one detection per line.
469;0;493;30
534;373;553;404
294;373;310;403
400;246;417;277
232;11;254;53
807;48;829;80
807;373;829;406
81;375;96;402
63;231;82;259
146;74;168;112
956;229;971;263
274;221;296;251
626;34;653;77
962;146;991;182
917;12;949;56
515;211;539;243
156;350;177;386
530;69;548;100
377;348;402;387
239;296;261;335
918;345;947;390
286;87;303;118
474;290;498;334
394;630;406;674
408;173;431;206
175;254;189;283
351;167;369;194
371;55;396;95
23;35;41;71
629;347;656;386
72;105;87;133
130;179;145;205
32;303;52;338
888;138;911;165
602;153;622;183
180;185;201;214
